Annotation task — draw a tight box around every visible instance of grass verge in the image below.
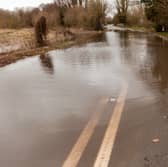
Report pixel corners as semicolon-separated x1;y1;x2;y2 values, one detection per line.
0;28;103;67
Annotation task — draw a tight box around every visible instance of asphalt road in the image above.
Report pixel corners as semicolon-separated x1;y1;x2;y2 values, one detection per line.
0;30;168;167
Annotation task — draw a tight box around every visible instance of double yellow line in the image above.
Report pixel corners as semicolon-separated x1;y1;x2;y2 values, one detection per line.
63;82;128;167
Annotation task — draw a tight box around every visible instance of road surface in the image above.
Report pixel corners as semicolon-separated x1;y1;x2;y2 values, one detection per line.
0;31;168;167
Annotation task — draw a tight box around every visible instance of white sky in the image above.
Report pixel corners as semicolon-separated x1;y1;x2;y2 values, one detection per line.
0;0;53;10
0;0;114;12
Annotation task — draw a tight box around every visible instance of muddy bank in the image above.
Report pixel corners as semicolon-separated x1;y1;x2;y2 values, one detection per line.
0;28;103;67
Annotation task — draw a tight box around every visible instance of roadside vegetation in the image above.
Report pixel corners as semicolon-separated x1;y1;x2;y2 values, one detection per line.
112;0;152;29
0;0;107;66
0;0;106;30
143;0;168;32
0;0;106;47
112;0;168;36
0;0;107;65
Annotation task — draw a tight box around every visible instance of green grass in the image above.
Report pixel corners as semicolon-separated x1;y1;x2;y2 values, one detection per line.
130;26;146;31
158;32;168;38
129;26;154;32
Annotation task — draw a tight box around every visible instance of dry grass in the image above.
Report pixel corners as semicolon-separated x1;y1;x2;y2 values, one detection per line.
0;27;78;54
0;28;35;53
0;27;103;67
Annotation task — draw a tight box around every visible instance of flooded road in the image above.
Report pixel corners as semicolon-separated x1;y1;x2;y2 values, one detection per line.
0;31;168;167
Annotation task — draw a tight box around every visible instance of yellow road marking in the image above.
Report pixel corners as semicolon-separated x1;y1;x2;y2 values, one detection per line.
94;82;128;167
62;97;108;167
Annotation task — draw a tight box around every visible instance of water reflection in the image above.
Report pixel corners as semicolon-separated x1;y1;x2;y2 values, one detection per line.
1;31;168;167
134;34;168;93
89;32;106;43
39;53;54;74
114;31;168;93
151;44;168;92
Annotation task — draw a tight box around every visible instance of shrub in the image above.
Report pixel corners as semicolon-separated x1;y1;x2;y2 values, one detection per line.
42;3;60;27
87;0;106;30
105;17;113;25
64;7;79;27
127;7;152;28
0;1;106;31
64;7;87;27
64;0;106;30
34;16;47;46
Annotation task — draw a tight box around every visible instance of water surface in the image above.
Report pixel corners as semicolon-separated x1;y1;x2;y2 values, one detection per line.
0;31;168;167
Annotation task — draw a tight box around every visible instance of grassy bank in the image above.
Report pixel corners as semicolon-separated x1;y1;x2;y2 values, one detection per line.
0;28;103;67
157;32;168;38
126;26;168;42
154;32;168;42
128;26;154;33
130;27;168;40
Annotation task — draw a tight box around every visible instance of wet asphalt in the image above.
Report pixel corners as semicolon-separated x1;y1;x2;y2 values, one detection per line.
0;30;168;167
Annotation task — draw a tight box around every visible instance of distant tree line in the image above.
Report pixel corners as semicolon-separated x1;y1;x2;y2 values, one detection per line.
116;0;129;24
0;8;39;28
142;0;168;32
112;0;168;32
0;0;106;30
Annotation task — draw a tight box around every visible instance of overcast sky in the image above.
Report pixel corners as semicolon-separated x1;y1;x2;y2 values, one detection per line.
0;0;53;10
0;0;114;12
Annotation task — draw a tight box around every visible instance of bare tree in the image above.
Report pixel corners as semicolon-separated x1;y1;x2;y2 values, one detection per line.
54;0;88;8
54;0;72;7
116;0;129;24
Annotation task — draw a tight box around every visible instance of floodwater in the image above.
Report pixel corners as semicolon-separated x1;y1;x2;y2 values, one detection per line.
0;31;168;167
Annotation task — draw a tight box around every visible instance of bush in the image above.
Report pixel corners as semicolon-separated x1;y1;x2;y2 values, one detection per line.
64;7;82;27
64;0;106;30
42;3;60;27
35;16;47;46
87;0;106;30
112;14;120;25
144;0;168;32
105;17;113;25
64;7;88;28
0;1;106;31
127;7;152;28
0;10;19;28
